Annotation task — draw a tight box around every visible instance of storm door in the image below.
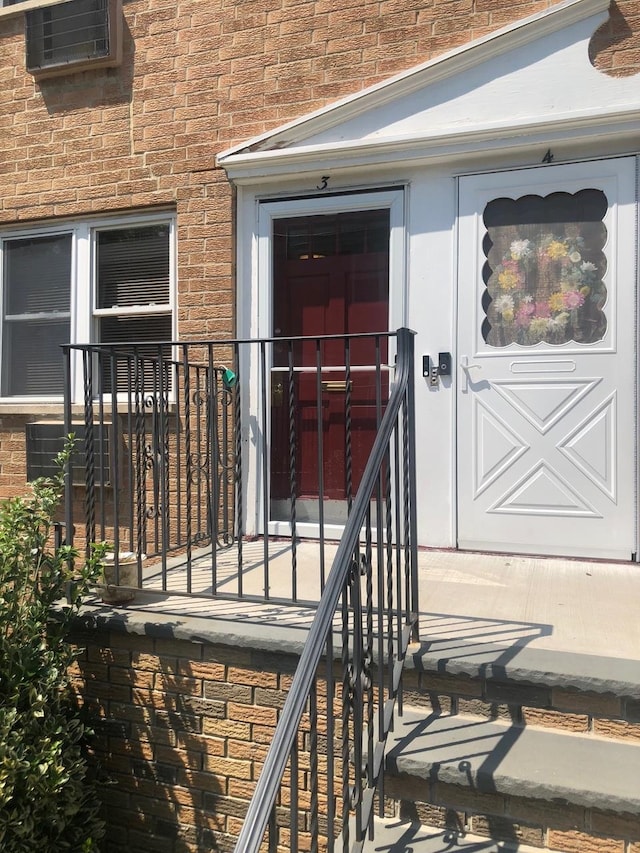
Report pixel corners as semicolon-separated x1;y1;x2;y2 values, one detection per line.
457;158;637;560
270;209;390;526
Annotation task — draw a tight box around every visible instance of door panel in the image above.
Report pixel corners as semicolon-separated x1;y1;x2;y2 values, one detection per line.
457;159;637;560
271;211;389;513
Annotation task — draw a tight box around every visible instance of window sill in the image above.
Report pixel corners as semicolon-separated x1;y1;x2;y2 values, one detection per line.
0;401;68;416
28;52;122;80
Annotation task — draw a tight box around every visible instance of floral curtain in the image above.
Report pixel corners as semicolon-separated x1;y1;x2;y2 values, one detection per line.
482;191;608;347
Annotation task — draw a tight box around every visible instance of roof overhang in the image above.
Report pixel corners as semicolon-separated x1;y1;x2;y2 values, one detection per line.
217;0;640;184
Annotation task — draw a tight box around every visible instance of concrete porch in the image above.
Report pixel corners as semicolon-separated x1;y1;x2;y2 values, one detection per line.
81;546;640;852
96;545;640;665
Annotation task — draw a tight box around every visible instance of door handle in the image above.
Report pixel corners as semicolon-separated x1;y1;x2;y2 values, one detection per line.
322;380;352;392
460;356;482;391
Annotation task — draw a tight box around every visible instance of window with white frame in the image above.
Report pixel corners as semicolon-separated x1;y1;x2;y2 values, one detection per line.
0;216;175;399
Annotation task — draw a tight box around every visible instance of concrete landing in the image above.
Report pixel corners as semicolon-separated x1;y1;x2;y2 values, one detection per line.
101;546;640;664
417;550;640;660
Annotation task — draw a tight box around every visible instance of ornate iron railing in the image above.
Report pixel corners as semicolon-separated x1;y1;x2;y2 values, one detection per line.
233;327;418;852
61;330;409;605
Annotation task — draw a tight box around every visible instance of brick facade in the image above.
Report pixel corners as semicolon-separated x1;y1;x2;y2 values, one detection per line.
68;622;640;852
1;0;639;496
70;626;305;852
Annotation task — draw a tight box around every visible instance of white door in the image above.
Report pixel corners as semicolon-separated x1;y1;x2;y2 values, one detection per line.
457;158;637;560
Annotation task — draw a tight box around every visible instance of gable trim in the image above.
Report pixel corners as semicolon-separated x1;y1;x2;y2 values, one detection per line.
217;0;609;168
218;109;640;184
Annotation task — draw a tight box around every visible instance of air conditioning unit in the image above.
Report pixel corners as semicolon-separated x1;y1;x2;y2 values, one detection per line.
25;0;122;79
26;421;112;487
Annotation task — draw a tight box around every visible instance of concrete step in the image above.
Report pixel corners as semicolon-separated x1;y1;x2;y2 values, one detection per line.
409;634;640;699
402;637;640;743
382;705;640;851
363;817;546;852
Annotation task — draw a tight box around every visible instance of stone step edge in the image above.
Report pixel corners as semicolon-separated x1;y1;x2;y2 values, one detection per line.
406;636;640;699
361;817;549;853
384;706;640;815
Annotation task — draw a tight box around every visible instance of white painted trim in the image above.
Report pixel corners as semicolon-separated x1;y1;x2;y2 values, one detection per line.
239;188;406;537
0;211;177;405
220;109;640;184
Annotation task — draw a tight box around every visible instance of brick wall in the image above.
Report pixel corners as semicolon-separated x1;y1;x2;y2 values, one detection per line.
1;0;639;498
69;621;349;853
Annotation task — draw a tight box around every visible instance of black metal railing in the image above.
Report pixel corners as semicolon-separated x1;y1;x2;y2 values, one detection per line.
62;330;407;603
232;327;418;852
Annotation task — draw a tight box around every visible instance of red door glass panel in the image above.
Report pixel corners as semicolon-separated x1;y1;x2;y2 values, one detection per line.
271;210;390;506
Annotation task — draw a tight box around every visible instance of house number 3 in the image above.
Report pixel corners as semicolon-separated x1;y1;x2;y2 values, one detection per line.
316;176;330;190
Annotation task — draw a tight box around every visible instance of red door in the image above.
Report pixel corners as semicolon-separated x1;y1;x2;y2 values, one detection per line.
270;210;390;514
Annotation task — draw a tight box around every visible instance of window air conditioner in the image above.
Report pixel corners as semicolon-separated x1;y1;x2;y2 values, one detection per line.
25;0;122;79
25;421;112;487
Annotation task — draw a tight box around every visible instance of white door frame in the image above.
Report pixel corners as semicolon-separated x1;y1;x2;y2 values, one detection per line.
239;187;407;540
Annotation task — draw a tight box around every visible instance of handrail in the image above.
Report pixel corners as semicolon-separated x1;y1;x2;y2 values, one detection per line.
233;327;417;853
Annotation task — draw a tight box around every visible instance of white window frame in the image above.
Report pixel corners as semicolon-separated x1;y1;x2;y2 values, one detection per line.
0;212;177;405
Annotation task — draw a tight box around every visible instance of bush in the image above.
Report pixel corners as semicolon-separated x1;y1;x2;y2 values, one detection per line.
0;444;106;852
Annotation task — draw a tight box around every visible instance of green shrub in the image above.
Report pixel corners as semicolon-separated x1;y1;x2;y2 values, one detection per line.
0;443;106;852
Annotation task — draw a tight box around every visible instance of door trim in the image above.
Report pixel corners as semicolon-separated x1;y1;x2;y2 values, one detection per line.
244;188;406;539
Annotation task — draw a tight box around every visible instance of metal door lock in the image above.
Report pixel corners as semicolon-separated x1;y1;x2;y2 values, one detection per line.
438;352;452;376
423;353;451;386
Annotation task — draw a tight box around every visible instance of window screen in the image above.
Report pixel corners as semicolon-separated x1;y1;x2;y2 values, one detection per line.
97;224;171;310
95;224;172;393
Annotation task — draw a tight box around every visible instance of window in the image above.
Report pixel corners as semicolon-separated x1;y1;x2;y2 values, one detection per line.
0;0;76;13
2;234;71;396
0;216;175;400
482;189;608;347
24;0;122;78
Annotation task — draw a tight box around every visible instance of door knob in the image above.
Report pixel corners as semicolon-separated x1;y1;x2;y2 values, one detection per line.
272;382;284;406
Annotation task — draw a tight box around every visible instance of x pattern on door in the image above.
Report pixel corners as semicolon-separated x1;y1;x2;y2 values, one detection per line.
474;378;615;516
457;158;636;560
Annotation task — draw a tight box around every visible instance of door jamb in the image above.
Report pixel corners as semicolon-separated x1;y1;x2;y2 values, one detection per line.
247;188;406;539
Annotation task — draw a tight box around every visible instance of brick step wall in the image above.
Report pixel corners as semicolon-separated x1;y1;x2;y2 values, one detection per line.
69;620;305;853
368;646;640;853
401;657;640;743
